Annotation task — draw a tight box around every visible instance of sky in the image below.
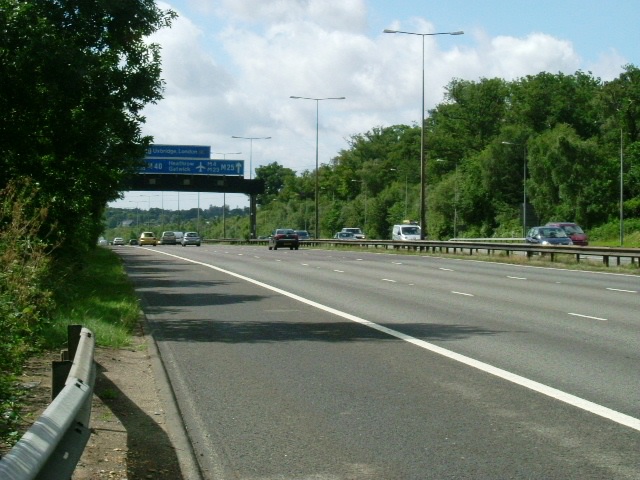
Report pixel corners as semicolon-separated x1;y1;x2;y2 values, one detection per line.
109;0;639;212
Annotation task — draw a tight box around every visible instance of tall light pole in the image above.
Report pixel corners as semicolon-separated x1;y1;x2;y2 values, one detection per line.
619;128;624;246
436;159;459;238
231;136;270;239
231;136;270;179
384;28;463;240
351;179;367;232
502;141;527;237
214;152;242;239
290;96;346;238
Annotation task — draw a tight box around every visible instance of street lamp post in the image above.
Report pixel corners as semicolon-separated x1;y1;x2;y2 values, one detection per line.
620;128;624;246
231;136;270;180
436;159;459;238
502;141;527;237
351;179;367;232
231;136;270;239
214;152;242;239
290;96;346;238
384;28;463;240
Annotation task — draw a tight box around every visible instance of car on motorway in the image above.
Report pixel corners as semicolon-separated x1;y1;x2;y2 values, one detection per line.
159;231;177;245
129;239;138;245
392;224;421;241
269;229;299;250
341;227;365;239
295;230;311;240
333;231;357;240
545;222;588;246
112;237;126;246
138;231;158;246
525;226;573;246
98;238;108;246
181;231;201;246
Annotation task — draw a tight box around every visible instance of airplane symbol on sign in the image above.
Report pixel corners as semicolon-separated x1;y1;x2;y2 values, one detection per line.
196;162;206;173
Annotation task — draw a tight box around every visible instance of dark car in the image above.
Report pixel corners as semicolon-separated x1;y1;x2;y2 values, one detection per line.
269;229;299;250
333;232;357;240
295;230;311;240
526;226;573;246
160;231;177;245
545;222;588;246
181;231;201;246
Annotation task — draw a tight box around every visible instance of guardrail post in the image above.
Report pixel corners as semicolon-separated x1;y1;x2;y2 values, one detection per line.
51;325;82;400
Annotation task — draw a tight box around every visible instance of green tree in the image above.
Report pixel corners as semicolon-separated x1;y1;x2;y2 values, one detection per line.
0;0;176;253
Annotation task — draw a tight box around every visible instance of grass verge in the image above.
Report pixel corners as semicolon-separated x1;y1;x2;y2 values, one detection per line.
44;247;141;349
1;247;141;451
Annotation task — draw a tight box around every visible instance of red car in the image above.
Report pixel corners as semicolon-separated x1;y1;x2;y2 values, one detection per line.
268;229;299;250
545;222;588;246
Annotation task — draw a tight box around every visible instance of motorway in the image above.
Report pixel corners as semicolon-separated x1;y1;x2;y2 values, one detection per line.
115;244;639;479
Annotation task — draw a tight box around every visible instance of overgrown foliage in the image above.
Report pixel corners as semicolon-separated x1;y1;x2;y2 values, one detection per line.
253;68;639;241
1;0;174;447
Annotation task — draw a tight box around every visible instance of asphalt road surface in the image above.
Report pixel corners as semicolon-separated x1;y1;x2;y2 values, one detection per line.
115;244;639;479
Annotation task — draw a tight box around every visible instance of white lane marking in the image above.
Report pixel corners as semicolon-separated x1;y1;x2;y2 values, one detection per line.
568;313;608;322
382;278;396;283
150;249;640;433
606;287;637;293
507;276;527;280
334;269;344;273
301;263;309;266
392;262;403;265
452;291;474;297
439;268;454;271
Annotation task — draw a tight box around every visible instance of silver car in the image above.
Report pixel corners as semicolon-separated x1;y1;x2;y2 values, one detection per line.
181;232;201;246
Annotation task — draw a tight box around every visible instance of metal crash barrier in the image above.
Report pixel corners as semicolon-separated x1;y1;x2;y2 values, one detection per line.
0;325;96;480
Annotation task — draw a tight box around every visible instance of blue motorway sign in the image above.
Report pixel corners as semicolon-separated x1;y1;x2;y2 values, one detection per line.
141;158;244;176
146;144;210;159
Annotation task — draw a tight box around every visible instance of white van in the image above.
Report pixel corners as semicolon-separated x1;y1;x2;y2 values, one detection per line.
392;224;421;241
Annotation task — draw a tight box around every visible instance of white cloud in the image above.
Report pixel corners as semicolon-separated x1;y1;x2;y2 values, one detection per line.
121;2;625;211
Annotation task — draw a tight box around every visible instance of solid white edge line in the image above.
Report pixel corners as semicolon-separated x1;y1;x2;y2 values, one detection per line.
149;249;640;433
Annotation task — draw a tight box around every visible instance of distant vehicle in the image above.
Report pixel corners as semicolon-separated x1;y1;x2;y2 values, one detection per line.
334;232;357;240
98;238;108;246
112;237;125;246
295;230;311;240
173;231;184;242
159;231;177;245
181;231;201;247
341;227;365;239
129;239;138;245
269;229;299;250
545;222;588;246
526;226;573;246
392;224;421;241
139;232;158;246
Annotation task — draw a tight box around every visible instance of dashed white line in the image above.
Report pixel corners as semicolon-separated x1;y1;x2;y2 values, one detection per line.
606;287;637;293
382;278;397;283
452;291;474;297
507;276;527;280
392;262;403;265
568;313;608;321
147;248;640;433
439;268;454;272
334;269;344;273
